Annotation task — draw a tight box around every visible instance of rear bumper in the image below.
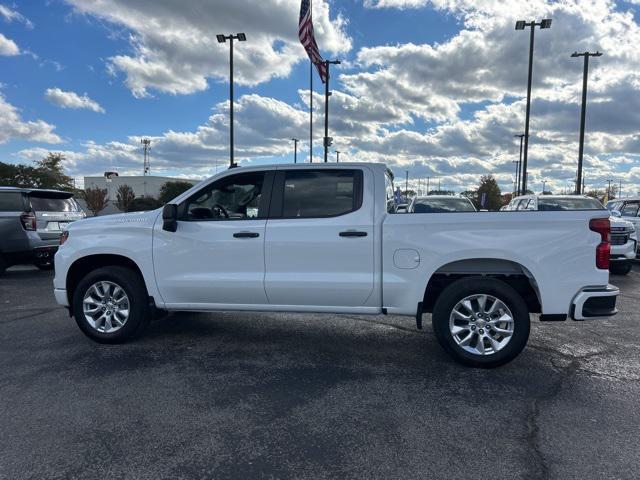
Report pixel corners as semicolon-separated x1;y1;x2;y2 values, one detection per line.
571;284;619;320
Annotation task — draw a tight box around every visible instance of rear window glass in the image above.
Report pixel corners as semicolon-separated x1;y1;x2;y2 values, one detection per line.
282;170;358;218
29;196;80;212
620;202;639;217
413;197;475;213
538;197;604;211
0;192;24;211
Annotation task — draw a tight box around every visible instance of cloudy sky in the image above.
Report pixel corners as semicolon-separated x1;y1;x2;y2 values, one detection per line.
0;0;639;194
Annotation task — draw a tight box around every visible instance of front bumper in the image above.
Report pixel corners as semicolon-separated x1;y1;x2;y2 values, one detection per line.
610;238;636;261
571;284;619;320
54;288;69;307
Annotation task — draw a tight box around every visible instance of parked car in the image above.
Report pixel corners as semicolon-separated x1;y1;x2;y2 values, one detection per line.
606;197;640;258
54;163;618;368
0;187;85;274
507;194;636;275
409;195;476;213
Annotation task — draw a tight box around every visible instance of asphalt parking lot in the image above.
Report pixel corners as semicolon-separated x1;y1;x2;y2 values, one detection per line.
1;265;639;480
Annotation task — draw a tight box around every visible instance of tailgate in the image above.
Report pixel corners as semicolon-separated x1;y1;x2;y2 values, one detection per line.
28;193;85;241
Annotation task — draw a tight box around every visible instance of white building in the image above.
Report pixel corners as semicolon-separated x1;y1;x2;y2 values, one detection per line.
84;175;199;201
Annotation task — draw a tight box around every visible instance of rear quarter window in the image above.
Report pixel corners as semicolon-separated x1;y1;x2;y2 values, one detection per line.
0;192;24;211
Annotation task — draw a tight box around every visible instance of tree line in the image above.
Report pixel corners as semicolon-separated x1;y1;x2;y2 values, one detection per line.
1;153;193;216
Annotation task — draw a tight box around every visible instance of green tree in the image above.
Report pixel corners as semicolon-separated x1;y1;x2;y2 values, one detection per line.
476;175;502;211
0;153;74;190
158;180;193;204
128;196;163;212
83;187;109;216
115;184;135;212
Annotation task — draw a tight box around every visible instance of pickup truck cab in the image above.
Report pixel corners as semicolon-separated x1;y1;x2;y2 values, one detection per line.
54;163;618;367
508;194;637;275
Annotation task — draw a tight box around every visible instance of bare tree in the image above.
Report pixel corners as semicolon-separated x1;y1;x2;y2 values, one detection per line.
83;187;109;216
116;184;135;212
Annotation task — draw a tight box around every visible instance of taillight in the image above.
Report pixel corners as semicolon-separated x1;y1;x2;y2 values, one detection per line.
20;211;36;231
589;218;610;270
60;230;69;246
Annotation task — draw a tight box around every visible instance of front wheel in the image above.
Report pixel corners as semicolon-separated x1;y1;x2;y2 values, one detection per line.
432;278;530;368
609;261;632;276
72;266;150;343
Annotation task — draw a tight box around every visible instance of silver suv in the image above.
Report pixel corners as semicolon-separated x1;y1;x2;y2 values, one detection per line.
0;187;85;274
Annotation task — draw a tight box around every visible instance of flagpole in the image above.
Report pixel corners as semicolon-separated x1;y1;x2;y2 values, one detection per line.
309;0;313;163
310;60;313;163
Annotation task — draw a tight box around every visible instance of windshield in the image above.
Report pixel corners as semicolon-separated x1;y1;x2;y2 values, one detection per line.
413;197;475;213
29;196;81;212
538;197;604;211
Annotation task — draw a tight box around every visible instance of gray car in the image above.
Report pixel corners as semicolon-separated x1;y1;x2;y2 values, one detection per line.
0;187;85;274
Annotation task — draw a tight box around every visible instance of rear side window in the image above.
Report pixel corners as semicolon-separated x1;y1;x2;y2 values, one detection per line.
29;196;80;212
0;192;24;211
274;170;362;218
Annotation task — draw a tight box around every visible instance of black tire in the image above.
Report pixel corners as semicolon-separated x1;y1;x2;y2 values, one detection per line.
609;262;632;276
72;266;150;343
0;254;6;276
432;277;530;368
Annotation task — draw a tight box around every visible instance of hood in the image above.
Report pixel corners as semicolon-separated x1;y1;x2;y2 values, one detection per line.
67;209;160;230
610;215;635;231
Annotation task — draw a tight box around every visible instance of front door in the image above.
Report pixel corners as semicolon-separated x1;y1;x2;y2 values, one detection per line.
153;170;273;307
264;168;375;308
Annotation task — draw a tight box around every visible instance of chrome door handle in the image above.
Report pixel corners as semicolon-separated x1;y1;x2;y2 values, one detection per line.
233;231;260;238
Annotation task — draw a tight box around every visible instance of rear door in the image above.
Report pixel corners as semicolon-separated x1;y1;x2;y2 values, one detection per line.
0;191;28;253
264;167;375;308
28;193;85;240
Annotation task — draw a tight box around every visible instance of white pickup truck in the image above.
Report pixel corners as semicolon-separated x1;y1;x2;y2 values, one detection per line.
54;163;618;367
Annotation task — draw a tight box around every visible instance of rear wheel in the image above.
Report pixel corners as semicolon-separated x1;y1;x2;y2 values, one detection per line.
609;261;632;276
72;266;150;343
432;277;530;368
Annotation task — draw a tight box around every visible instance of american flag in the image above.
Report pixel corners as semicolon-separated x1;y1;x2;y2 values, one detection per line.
299;0;327;83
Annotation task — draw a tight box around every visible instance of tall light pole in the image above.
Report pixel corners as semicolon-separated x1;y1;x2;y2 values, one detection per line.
513;134;524;195
405;170;409;194
323;59;341;162
607;179;613;199
335;150;340;162
217;32;247;169
426;177;431;195
291;138;299;163
571;51;602;195
542;180;547;194
515;19;552;193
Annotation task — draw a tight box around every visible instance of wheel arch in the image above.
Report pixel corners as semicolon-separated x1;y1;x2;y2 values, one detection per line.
66;254;146;310
422;258;542;314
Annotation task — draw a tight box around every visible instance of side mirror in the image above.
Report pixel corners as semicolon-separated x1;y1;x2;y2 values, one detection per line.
610;210;621;217
162;204;178;232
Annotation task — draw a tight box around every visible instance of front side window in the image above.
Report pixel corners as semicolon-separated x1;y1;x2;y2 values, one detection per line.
277;170;361;218
620;201;640;217
182;172;265;220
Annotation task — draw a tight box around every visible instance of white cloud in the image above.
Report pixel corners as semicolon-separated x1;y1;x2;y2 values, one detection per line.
0;94;61;144
64;0;351;97
44;88;105;113
0;4;33;28
0;32;19;55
